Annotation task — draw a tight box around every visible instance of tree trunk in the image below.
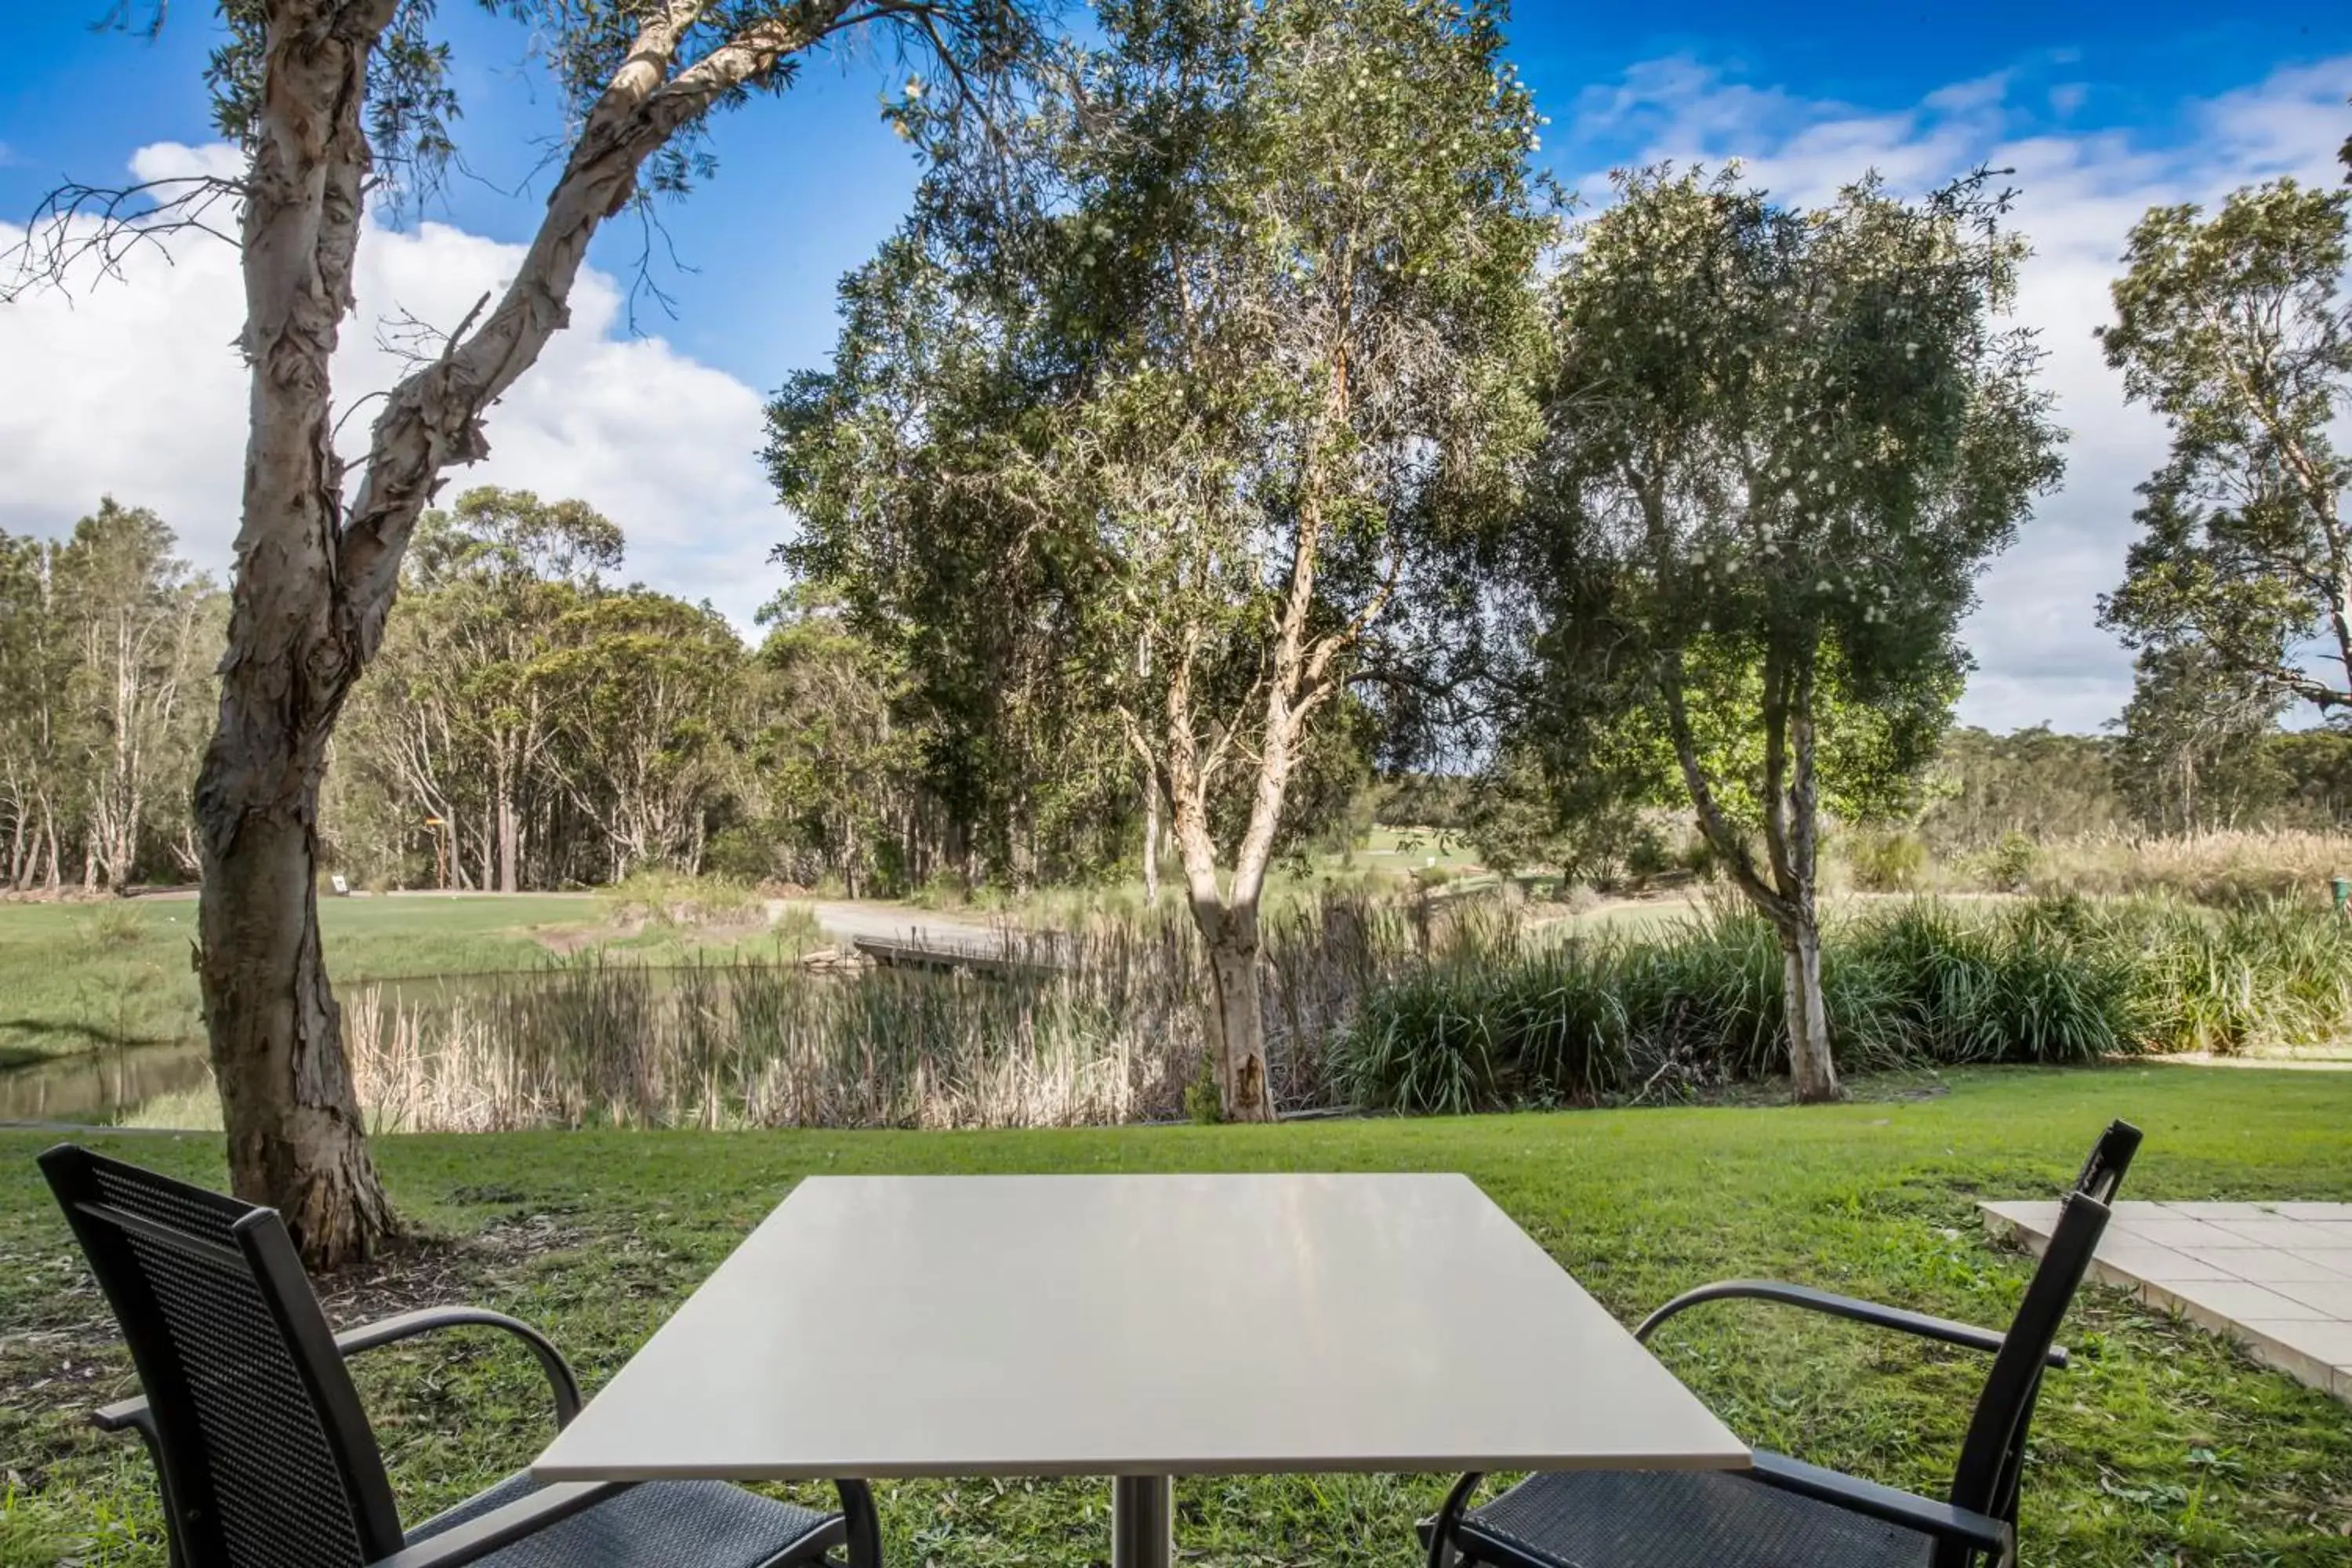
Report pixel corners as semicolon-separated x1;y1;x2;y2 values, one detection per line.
1142;777;1161;909
495;747;520;893
1194;903;1275;1123
1778;916;1838;1104
196;763;396;1265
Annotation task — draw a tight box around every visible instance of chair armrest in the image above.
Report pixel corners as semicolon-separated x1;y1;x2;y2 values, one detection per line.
1418;1471;1486;1568
1750;1450;2013;1560
1635;1280;2067;1370
93;1396;155;1435
367;1482;622;1568
93;1305;587;1436
92;1399;187;1568
333;1308;585;1428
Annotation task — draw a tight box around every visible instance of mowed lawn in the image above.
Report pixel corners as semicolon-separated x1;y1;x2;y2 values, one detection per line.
4;1067;2350;1566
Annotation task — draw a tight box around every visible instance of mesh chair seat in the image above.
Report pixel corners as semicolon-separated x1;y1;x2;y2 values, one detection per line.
410;1472;837;1568
1457;1470;1936;1568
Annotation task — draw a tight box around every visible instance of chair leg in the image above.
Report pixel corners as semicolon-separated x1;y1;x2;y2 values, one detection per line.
836;1479;882;1568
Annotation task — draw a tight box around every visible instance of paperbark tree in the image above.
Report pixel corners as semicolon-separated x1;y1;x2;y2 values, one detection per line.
1512;167;2061;1102
1034;0;1548;1122
10;0;1037;1266
2096;180;2352;717
774;0;1548;1120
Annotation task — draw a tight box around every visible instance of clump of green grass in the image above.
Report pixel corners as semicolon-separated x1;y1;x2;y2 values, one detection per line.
1335;893;2352;1112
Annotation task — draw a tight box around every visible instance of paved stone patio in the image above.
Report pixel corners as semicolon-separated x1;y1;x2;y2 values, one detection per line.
1980;1200;2352;1403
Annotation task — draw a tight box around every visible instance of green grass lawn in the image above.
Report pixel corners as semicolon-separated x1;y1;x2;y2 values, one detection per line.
0;895;829;1066
4;1066;2350;1566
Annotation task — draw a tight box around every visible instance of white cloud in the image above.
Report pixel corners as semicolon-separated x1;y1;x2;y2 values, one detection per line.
0;142;781;629
1559;54;2352;733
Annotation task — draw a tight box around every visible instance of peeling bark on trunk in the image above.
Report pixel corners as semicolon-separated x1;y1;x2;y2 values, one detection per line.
1778;918;1838;1103
1203;918;1271;1122
191;0;872;1267
198;787;396;1261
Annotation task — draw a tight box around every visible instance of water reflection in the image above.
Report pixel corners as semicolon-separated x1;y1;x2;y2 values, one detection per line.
0;1042;212;1124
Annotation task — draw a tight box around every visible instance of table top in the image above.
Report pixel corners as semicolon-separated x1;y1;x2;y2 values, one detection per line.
532;1172;1750;1482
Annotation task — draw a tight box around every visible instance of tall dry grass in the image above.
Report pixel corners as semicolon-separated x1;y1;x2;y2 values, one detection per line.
1944;828;2352;905
321;893;1472;1133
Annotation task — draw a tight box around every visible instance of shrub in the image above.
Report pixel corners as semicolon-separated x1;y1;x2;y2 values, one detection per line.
79;903;151;951
1847;830;1930;893
1983;832;2038;892
597;870;759;928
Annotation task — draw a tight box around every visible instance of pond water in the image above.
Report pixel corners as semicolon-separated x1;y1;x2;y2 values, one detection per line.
0;1042;212;1125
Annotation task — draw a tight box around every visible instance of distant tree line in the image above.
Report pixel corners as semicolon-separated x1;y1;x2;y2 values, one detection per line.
0;500;222;891
326;488;1161;896
1922;721;2352;846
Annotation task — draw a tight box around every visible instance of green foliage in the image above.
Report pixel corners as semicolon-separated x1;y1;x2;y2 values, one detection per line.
336;495;753;892
1919;726;2124;848
1985;830;2040;891
1516;164;2063;821
1335;894;2352;1112
1370;773;1476;832
78;903;151;952
771;0;1552;928
1496;163;2063;1093
595;870;761;929
2097;178;2352;715
1846;829;1929;892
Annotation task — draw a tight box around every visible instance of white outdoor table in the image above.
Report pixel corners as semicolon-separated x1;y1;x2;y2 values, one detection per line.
532;1173;1749;1568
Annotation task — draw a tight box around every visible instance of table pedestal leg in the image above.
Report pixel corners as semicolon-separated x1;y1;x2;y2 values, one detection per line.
1111;1474;1172;1568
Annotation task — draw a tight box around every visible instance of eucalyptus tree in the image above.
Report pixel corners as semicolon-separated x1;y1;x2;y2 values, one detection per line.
770;231;1140;896
2096;181;2352;716
53;502;220;891
538;593;750;878
418;488;623;892
6;0;1043;1263
2111;644;2286;834
775;0;1548;1118
1515;166;2060;1102
0;533;74;891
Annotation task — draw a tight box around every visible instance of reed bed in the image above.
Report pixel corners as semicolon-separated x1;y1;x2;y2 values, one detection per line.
1924;827;2352;906
326;894;1463;1134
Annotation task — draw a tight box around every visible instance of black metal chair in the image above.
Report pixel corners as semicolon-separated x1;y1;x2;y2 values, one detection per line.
1421;1120;2143;1568
39;1143;883;1568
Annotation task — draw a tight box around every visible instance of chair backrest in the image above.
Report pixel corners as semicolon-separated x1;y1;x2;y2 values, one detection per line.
39;1145;404;1568
1940;1119;2141;1559
2071;1119;2142;1206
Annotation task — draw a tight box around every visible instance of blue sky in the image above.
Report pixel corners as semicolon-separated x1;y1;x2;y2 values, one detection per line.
3;2;2349;730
